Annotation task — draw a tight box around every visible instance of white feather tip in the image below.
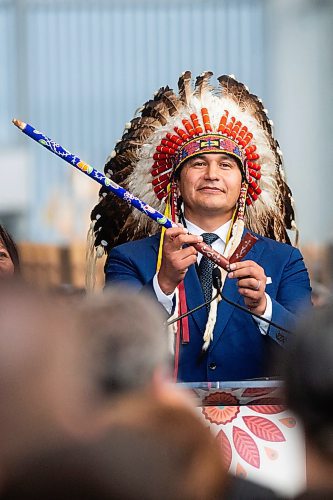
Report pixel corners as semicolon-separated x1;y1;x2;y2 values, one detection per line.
96;245;105;258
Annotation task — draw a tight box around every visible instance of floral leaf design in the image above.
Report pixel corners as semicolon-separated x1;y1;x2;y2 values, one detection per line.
248;401;285;413
243;416;286;442
216;428;232;471
233;426;260;468
242;387;276;398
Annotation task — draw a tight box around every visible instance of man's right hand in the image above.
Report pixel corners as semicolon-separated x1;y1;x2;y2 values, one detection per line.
157;226;203;295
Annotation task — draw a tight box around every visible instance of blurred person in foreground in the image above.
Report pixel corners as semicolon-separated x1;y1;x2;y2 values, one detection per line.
279;304;333;499
0;280;96;488
76;286;196;418
1;285;220;499
89;71;311;383
311;280;332;308
76;286;281;499
1;396;228;500
0;225;20;277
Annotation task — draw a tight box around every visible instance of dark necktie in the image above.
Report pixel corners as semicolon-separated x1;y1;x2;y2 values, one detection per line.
198;233;219;303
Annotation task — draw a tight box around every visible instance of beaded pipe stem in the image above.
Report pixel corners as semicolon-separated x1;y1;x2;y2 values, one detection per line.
13;119;241;270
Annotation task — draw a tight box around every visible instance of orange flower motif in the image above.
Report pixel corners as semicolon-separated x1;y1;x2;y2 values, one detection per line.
202;392;240;424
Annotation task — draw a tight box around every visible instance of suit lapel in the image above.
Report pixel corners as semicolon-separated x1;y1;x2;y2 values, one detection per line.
210;230;265;350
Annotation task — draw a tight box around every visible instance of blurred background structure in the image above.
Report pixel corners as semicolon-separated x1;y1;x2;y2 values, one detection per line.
0;0;332;291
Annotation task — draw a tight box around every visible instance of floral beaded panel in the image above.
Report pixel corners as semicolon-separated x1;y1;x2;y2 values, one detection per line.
180;381;305;497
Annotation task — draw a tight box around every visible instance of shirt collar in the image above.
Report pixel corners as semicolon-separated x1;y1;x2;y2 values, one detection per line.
184;218;232;245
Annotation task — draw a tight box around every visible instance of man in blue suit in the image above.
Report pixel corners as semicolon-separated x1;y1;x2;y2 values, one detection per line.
106;151;311;382
91;72;312;382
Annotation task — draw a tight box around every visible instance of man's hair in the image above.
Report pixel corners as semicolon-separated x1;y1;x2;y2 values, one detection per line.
282;304;333;461
77;286;171;397
0;224;20;273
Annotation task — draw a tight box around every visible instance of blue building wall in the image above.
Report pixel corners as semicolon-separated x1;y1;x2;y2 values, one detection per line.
1;0;266;242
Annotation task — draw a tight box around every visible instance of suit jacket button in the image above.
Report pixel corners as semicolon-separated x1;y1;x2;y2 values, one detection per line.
276;332;285;343
209;362;217;370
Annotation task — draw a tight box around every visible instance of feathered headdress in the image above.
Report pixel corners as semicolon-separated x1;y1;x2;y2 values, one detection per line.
87;71;297;352
89;71;296;258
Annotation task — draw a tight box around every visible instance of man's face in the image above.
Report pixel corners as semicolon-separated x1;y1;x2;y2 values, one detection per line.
177;153;242;223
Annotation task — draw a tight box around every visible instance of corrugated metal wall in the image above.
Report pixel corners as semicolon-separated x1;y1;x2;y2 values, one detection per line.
1;0;266;242
0;0;15;145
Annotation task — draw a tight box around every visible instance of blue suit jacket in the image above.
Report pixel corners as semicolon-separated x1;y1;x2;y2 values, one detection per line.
105;229;312;382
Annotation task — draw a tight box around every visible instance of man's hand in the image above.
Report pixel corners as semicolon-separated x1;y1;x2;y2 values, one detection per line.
157;226;203;295
228;260;267;315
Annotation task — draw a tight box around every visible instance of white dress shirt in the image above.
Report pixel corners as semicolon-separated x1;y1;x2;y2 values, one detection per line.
153;219;272;335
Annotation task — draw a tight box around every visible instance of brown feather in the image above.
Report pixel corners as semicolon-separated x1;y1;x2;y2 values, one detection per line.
275;168;295;231
161;88;183;116
141;99;170;126
178;71;192;106
218;75;248;109
194;71;214;101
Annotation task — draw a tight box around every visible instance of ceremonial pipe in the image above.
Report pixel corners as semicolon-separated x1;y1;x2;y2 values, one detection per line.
12;119;257;270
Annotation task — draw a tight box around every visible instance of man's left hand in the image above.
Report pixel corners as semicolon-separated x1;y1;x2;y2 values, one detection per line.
228;260;267;315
